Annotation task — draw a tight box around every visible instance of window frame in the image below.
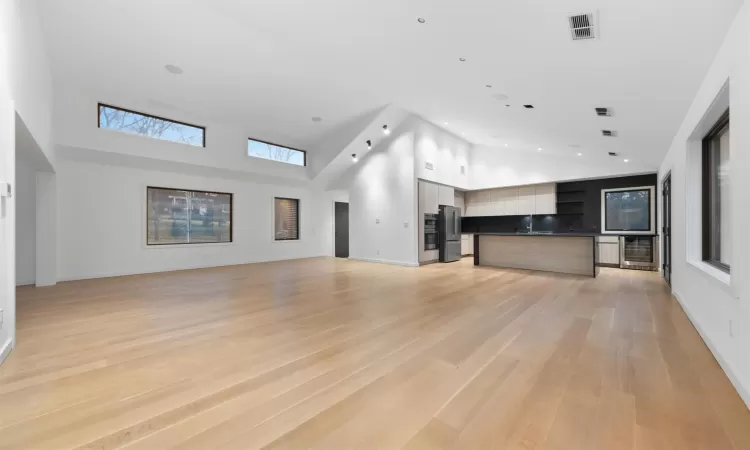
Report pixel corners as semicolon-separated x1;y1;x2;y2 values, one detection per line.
146;186;233;246
701;108;730;273
98;103;206;148
600;186;656;234
273;196;300;241
248;137;307;167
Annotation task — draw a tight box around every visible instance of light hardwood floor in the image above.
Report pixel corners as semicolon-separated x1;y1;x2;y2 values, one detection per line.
3;257;750;449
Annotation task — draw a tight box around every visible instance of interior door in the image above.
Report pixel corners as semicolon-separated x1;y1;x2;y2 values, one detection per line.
662;174;671;284
334;202;349;258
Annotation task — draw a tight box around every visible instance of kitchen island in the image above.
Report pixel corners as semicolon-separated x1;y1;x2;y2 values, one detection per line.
473;233;599;277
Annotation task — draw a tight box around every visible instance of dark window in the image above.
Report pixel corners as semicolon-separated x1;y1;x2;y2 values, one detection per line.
147;187;232;245
702;109;730;273
274;197;299;240
98;104;205;147
248;138;306;166
604;189;652;232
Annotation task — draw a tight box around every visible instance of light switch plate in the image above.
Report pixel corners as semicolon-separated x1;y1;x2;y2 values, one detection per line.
403;222;408;228
375;219;380;224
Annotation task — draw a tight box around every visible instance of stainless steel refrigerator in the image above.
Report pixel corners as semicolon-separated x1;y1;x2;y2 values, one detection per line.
438;205;462;262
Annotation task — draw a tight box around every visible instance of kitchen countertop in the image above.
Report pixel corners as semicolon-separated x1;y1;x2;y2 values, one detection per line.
465;232;656;237
468;232;601;237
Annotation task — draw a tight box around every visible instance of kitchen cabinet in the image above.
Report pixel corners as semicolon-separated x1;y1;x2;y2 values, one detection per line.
419;180;439;214
517;186;535;215
461;234;473;255
438;185;455;207
463;183;555;217
596;236;620;266
534;184;557;215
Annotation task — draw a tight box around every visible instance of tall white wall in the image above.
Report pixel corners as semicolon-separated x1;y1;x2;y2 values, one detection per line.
414;120;470;190
15;150;35;285
56;159;342;281
658;4;750;406
55;85;308;183
0;0;16;363
470;145;654;191
9;0;54;166
348;121;417;266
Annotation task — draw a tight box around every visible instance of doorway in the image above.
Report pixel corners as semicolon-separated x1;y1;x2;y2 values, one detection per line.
662;173;672;285
334;202;349;258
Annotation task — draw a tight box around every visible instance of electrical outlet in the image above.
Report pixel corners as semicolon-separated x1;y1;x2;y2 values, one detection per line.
375;218;380;224
404;222;409;228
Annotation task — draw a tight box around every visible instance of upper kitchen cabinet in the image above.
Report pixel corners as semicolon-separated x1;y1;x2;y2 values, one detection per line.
419;180;439;214
534;183;557;215
517;186;535;215
438;185;455;207
463;183;556;217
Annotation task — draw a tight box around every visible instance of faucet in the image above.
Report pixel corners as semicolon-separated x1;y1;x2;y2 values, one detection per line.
526;214;533;233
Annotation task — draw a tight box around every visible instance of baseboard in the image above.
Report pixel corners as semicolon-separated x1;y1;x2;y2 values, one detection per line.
58;256;329;282
673;291;750;409
0;338;13;365
348;257;419;267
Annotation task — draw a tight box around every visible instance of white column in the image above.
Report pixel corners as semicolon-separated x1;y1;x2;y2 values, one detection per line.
35;171;56;286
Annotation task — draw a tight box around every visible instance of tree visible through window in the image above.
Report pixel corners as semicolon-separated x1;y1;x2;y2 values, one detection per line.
248;139;306;166
147;187;232;245
99;104;205;147
604;189;651;232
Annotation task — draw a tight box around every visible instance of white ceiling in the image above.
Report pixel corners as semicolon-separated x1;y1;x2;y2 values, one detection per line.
37;0;741;168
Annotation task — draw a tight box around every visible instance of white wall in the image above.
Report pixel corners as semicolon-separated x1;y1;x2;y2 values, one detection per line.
348;120;417;266
414;120;470;190
9;0;54;166
658;4;750;406
470;145;654;191
15;150;35;285
54;85;309;184
56;159;343;281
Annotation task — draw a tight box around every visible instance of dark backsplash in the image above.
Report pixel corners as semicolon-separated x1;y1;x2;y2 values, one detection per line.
462;214;588;234
461;173;658;235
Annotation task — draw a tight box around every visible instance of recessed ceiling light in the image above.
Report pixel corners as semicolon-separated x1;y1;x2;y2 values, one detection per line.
417;18;426;23
352;153;358;163
459;57;466;62
311;116;322;122
382;124;390;135
504;143;508;147
443;122;448;125
624;159;629;163
165;64;183;75
577;153;583;156
538;147;543;151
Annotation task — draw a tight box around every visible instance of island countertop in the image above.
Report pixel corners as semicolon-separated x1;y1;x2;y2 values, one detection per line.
473;234;599;277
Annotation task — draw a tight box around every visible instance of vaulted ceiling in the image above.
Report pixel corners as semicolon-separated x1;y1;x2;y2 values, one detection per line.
37;0;741;169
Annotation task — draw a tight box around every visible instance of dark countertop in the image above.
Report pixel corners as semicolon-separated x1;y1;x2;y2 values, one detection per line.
465;232;657;237
470;232;601;237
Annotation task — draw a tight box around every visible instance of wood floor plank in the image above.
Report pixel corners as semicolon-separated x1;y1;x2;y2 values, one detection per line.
1;257;746;450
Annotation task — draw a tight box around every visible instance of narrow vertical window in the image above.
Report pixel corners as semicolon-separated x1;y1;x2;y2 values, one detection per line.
702;109;730;272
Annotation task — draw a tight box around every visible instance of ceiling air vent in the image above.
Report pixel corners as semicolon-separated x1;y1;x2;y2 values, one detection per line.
602;130;616;137
595;107;611;117
568;13;597;41
608;152;618;157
